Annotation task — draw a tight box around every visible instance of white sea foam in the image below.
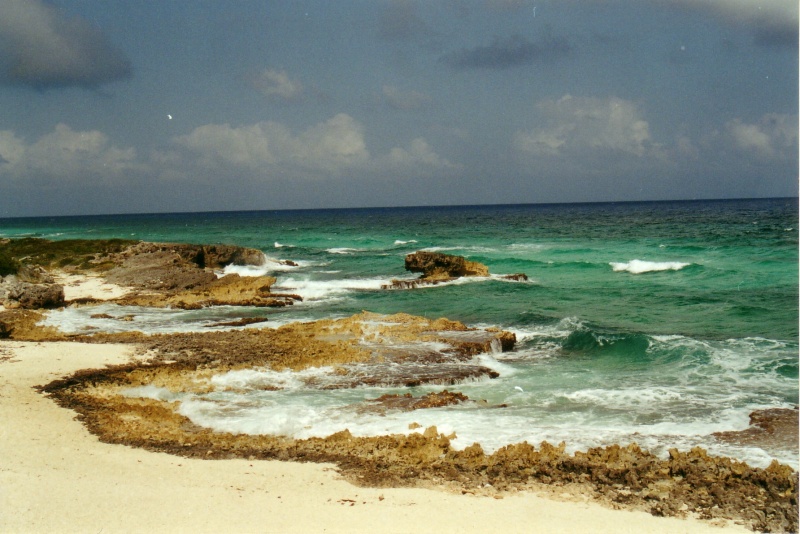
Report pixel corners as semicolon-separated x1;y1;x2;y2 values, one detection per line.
121;385;181;401
219;253;305;277
394;239;418;245
170;377;798;468
610;259;691;274
220;263;272;277
211;367;332;391
420;245;498;254
326;247;363;254
39;303;274;335
508;243;546;252
150;336;800;470
276;276;389;301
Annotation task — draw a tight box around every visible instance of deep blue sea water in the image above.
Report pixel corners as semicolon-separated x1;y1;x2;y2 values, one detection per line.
2;198;797;467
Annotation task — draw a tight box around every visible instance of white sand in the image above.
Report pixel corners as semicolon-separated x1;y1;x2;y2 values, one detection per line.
0;340;749;534
52;272;132;301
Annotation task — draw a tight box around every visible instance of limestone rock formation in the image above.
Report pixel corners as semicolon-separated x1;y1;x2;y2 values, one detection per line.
16;264;56;284
405;251;489;280
1;278;65;309
384;251;529;289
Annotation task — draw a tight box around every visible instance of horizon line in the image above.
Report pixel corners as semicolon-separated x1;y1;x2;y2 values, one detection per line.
1;195;797;221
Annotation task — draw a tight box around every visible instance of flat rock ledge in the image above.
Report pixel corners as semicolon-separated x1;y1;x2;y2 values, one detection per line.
0;239;300;314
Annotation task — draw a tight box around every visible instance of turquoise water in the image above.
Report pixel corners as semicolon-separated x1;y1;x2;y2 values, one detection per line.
3;198;798;467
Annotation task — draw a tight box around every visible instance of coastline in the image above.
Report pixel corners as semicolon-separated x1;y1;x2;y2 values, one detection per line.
0;339;750;534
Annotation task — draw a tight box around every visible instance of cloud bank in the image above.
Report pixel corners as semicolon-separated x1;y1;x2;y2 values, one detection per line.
171;114;453;180
0;0;132;89
0;124;138;183
514;95;656;157
725;114;798;160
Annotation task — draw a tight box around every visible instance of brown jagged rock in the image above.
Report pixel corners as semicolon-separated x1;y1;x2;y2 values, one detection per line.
363;391;471;414
0;309;64;340
713;407;799;458
385;252;528;289
16;264;56;284
404;251;489;280
0;319;11;339
182;244;265;269
204;317;269;328
116;273;294;309
1;280;65;309
98;242;298;309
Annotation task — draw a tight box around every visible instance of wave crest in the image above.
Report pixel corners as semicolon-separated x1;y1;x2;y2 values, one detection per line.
610;260;690;274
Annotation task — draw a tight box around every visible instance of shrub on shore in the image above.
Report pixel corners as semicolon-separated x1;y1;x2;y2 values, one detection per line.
0;250;20;276
0;238;136;272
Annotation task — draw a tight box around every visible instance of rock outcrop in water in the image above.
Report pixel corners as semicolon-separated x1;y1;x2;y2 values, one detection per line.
384;251;528;289
405;251;490;280
713;407;799;461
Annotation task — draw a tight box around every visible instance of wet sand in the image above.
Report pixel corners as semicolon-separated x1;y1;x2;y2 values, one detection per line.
0;340;750;533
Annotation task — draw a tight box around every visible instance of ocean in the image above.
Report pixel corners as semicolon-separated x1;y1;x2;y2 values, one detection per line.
2;198;797;468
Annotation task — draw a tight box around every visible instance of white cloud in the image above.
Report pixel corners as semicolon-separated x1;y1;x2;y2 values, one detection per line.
0;124;139;182
0;130;25;166
0;0;131;88
514;95;656;157
251;68;303;101
382;85;431;110
726;113;798;159
386;138;454;168
176;114;369;176
173;114;455;180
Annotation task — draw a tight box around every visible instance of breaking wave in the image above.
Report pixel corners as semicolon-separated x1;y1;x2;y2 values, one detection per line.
610;260;691;274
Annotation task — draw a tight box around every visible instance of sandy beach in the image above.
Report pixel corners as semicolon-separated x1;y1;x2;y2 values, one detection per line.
0;339;751;534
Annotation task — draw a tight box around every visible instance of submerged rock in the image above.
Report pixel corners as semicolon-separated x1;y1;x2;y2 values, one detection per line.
361;391;472;414
713;407;799;458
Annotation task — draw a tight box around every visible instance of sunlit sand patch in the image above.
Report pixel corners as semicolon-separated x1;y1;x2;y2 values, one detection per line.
53;271;133;301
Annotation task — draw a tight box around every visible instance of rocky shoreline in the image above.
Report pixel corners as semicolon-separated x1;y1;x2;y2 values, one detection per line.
1;238;797;532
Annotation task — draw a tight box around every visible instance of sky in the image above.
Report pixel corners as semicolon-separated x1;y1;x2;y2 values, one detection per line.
0;0;797;217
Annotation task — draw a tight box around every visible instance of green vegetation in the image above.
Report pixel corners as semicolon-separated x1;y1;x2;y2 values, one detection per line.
0;238;137;273
0;249;20;276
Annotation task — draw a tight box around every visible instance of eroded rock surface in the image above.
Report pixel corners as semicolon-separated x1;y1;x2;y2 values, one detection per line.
384;251;528;289
1;279;65;309
405;251;490;280
360;391;472;414
713;408;799;460
0;239;296;313
40;382;798;533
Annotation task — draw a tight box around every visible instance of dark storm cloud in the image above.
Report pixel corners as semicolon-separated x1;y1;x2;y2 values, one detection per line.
440;34;570;69
0;0;132;89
